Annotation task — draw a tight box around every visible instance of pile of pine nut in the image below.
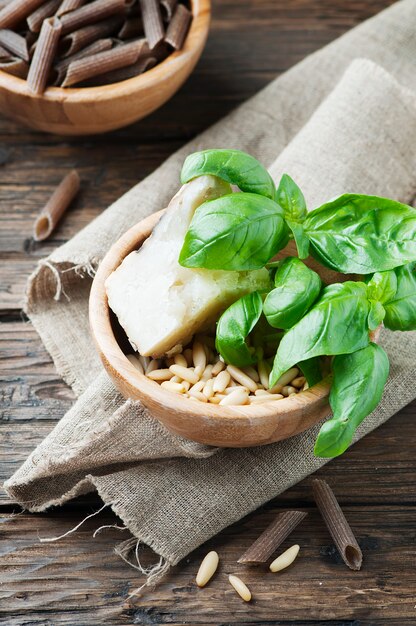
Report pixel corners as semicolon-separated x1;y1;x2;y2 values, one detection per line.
127;335;308;405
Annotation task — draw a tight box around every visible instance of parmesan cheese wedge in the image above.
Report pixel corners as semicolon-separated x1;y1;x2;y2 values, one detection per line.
105;175;271;357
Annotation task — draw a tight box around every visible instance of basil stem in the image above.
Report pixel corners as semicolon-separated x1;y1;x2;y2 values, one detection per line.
314;343;389;458
276;174;310;259
215;291;263;367
181;149;276;200
179;192;289;271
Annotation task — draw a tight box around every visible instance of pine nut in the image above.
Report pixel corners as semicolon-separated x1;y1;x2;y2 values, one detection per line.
211;360;225;376
147;368;174;381
258;360;271;389
242;366;260;383
291;376;306;388
190;380;205;393
208;396;222;404
269;383;283;394
249;393;284;403
126;354;144;374
255;389;269;396
182;381;191;391
183;348;193;366
201;364;213;381
269;544;300;572
145;359;160;375
213;370;231;393
274;367;299;387
282;385;297;396
196;551;219;587
194;365;203;378
303;381;309;391
188;388;208;402
139;355;150;371
169;364;199;385
228;574;251;602
224;385;248;395
227;365;258;393
193;341;207;371
203;378;215;398
171;375;182;383
219;389;249;406
161;381;186;394
174;353;188;367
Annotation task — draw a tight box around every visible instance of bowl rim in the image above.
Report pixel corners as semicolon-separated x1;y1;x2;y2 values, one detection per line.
89;210;333;425
0;0;211;102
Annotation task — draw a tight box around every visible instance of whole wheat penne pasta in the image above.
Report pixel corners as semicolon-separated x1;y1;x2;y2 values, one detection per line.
62;38;150;87
27;17;62;94
33;170;80;242
0;0;46;30
164;3;191;49
0;44;12;59
56;0;86;17
312;479;363;571
118;16;143;39
59;16;123;56
60;0;127;36
27;0;61;32
139;0;164;49
160;0;177;22
0;29;29;60
53;38;114;85
0;56;28;78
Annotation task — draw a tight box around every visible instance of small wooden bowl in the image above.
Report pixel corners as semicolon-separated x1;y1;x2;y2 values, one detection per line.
90;210;336;448
0;0;210;135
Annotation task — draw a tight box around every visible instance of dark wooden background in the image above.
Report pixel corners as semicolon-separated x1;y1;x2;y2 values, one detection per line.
2;1;415;624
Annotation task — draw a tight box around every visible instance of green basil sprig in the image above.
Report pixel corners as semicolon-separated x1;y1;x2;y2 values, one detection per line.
215;291;263;367
314;343;389;458
298;357;323;387
179;193;289;271
383;262;416;331
303;194;416;274
269;282;370;387
275;174;310;259
181;149;276;199
263;257;321;329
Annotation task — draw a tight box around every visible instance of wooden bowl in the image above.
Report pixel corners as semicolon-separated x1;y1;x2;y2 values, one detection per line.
90;210;337;448
0;0;210;135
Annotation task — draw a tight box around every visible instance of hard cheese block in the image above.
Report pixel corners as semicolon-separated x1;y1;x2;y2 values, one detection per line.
106;175;271;357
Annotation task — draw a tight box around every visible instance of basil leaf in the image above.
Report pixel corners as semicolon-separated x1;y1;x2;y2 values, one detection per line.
215;291;263;366
304;194;416;273
314;343;389;458
269;281;370;387
263;257;321;329
298;357;323;387
275;174;307;221
367;270;397;304
179;193;289;271
286;219;310;259
367;300;385;331
181;149;276;200
384;262;416;331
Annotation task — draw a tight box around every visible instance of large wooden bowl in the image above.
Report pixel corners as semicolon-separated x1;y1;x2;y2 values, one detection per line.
89;210;337;448
0;0;210;135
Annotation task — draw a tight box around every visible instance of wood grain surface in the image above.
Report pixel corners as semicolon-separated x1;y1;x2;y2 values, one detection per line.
2;1;415;625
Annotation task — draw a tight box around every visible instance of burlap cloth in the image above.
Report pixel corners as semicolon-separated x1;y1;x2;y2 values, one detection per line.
5;0;416;579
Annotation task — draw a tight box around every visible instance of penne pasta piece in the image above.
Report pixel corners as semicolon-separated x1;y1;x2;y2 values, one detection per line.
0;43;12;59
33;170;80;241
59;15;122;56
60;0;127;36
238;510;307;564
312;479;363;571
139;0;164;49
0;56;28;78
62;38;149;87
0;0;45;30
53;38;114;85
118;16;143;39
56;0;86;17
160;0;177;22
27;0;61;33
164;3;191;50
0;29;29;60
27;17;62;94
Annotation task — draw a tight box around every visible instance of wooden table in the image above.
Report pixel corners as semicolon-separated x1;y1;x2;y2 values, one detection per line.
1;1;415;624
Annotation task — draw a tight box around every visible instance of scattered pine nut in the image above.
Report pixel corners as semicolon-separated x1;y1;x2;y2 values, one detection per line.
291;376;306;388
174;353;188;367
224;385;248;395
201;364;213;381
196;551;219;587
146;368;174;381
211;359;225;375
169;364;199;385
255;389;269;396
194;365;203;378
219;388;249;406
161;380;186;394
242;365;260;383
193;340;207;371
213;370;231;393
274;367;299;387
270;544;300;573
190;380;205;393
228;574;251;602
183;348;193;366
226;365;258;393
182;381;191;391
188;388;208;402
203;378;215;398
249;393;284;403
126;354;144;374
208;395;222;404
171;375;182;383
